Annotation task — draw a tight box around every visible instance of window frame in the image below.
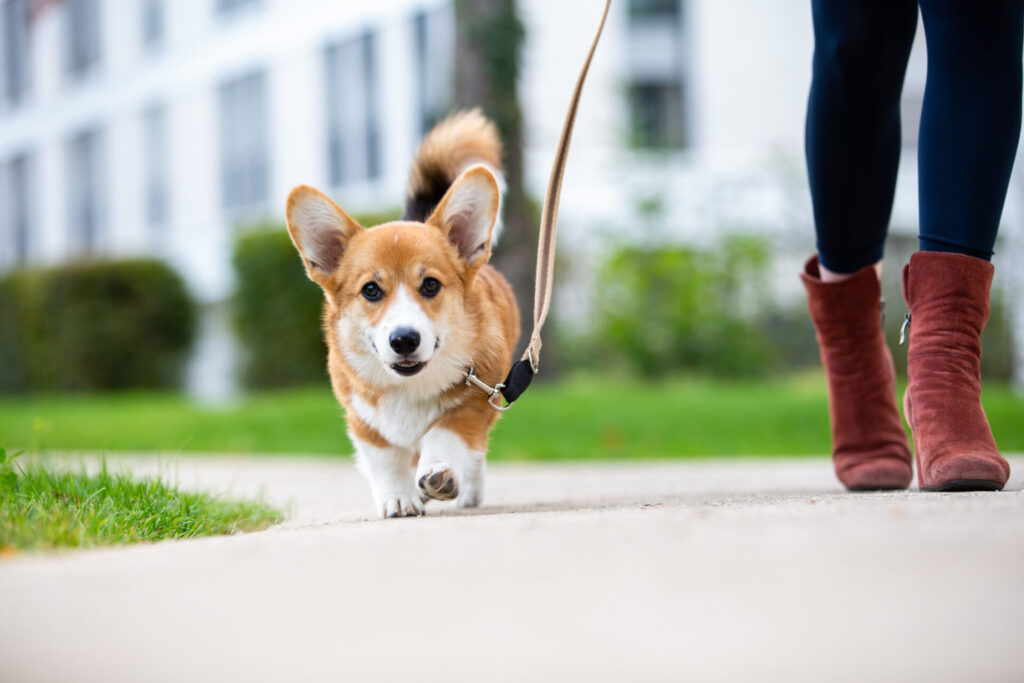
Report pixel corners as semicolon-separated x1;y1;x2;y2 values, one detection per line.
2;151;33;266
65;127;105;255
2;0;31;106
142;102;170;232
324;29;382;188
141;0;164;51
216;68;270;216
65;0;102;81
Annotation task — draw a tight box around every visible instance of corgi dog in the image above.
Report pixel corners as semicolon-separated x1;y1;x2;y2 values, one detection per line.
286;110;520;518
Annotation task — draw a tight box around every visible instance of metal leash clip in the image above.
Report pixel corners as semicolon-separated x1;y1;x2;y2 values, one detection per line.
464;366;512;412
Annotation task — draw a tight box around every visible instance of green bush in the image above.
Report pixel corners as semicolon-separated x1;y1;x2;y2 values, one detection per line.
0;259;196;392
232;227;326;389
586;234;777;377
231;210;400;389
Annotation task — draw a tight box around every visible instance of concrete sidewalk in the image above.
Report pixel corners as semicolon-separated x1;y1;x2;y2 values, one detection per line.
2;454;1023;682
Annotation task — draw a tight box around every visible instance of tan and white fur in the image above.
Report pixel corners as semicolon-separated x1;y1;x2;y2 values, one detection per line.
286;110;519;518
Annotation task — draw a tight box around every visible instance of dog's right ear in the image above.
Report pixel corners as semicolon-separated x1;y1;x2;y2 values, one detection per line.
286;185;363;285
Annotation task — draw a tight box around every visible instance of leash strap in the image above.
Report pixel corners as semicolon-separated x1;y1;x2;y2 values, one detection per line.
496;0;612;407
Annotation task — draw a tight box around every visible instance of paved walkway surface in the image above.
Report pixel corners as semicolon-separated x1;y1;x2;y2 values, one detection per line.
2;454;1023;682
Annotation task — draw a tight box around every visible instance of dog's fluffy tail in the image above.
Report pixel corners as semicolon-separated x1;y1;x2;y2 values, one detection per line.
404;109;505;231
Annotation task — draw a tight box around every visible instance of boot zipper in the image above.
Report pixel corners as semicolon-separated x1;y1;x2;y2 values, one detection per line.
899;312;911;345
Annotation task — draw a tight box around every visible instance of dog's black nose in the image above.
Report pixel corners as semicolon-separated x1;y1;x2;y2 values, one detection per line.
389;328;421;356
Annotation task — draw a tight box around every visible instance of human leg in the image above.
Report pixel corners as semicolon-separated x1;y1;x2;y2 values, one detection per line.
901;0;1024;491
917;0;1024;260
802;0;918;490
806;0;919;274
802;257;912;490
902;253;1009;490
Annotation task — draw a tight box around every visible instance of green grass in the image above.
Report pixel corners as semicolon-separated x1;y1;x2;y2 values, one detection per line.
0;373;1022;460
0;449;282;553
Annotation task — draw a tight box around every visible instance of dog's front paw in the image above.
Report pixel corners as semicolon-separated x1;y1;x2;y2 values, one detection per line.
454;486;481;508
379;494;424;519
417;463;460;501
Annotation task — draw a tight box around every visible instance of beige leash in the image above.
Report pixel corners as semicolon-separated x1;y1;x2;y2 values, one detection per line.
526;0;612;371
466;0;612;410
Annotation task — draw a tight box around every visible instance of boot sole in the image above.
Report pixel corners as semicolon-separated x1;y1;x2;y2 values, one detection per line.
922;480;1004;493
848;486;909;492
904;393;1006;494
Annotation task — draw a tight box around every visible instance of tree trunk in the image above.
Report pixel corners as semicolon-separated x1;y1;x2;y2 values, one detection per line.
454;0;536;359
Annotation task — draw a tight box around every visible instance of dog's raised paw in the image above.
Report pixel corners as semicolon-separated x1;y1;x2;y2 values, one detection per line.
381;495;424;519
418;463;460;501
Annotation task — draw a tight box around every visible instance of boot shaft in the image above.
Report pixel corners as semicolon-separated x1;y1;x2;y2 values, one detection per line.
801;255;912;490
902;251;993;363
801;256;886;345
900;251;1006;490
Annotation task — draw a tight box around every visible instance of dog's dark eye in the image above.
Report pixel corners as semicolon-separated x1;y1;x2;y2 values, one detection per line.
420;277;441;298
361;282;383;301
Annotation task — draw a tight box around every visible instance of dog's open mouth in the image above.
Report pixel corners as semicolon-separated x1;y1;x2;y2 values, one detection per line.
390;360;426;377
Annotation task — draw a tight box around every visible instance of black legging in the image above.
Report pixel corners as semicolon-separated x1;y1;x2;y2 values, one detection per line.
806;0;1024;273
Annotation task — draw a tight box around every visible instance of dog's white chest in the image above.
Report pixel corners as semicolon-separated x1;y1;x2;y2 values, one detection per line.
349;393;447;450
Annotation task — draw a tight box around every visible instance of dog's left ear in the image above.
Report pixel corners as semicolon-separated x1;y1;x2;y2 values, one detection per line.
427;165;500;269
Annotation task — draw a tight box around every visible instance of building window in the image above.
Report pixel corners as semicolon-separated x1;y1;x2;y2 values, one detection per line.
325;31;381;186
143;103;169;231
66;128;105;255
628;0;680;20
628;81;685;149
218;70;269;214
66;0;101;79
2;152;32;266
626;0;687;149
216;0;260;15
412;7;454;137
2;0;30;106
141;0;164;50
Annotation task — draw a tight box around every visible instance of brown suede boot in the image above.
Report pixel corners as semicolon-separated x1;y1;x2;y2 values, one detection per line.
901;251;1010;491
801;256;913;490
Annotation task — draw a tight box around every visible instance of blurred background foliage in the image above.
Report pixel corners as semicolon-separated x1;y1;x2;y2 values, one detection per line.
0;228;1018;459
0;225;1013;399
584;234;775;377
225;221;1017;387
0;0;1018;460
0;260;196;392
232;227;325;390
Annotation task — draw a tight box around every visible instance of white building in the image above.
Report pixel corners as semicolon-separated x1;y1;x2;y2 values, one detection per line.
2;0;1023;393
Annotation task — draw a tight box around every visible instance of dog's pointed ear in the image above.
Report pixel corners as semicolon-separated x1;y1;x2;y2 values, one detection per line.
426;166;500;269
286;185;363;285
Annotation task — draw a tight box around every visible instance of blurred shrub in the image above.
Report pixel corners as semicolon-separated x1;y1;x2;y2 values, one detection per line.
561;228;1016;381
978;295;1015;381
232;210;400;389
0;259;196;392
232;227;325;389
586;234;778;377
758;303;820;372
